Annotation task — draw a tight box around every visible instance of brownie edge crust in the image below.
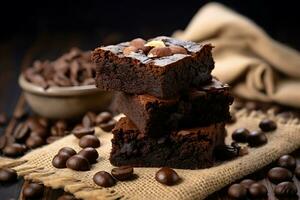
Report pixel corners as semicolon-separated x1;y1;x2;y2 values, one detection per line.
110;117;226;169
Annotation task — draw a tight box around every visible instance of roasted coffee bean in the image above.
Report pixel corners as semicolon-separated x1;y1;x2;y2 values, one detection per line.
27;118;48;138
72;127;95;139
66;155;90;171
25;135;45;149
169;45;187;55
214;145;239;161
0;168;17;182
52;154;70;168
295;166;300;179
57;194;78;200
46;136;62;144
99;119;116;132
123;46;139;56
111;166;134;181
0;135;7;150
267;167;293;184
13;122;30;142
148;47;172;58
82;112;96;128
247;130;267;147
93;171;116;187
248;183;267;198
277;155;296;170
79;135;100;148
232;128;249;143
3;143;27;157
22;182;44;198
51;120;68;136
37;117;48;127
58;147;76;157
155;167;180;186
78;147;99;164
0;112;8;126
259;119;277;132
227;184;247;199
274;182;298;198
96;112;112;124
240;179;255;189
238;147;249;156
130;38;146;49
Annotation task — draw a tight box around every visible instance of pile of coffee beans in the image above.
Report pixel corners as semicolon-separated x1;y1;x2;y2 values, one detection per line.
23;48;96;89
227;154;299;199
80;111;116;132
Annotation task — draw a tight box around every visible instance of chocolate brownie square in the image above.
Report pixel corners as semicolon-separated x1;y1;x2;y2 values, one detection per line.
115;78;233;136
92;36;214;99
110;117;226;169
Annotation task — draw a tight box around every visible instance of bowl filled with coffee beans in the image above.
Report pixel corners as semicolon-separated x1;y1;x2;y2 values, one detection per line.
19;48;112;119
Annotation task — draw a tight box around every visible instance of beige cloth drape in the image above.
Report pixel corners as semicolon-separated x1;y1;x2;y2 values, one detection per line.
174;3;300;108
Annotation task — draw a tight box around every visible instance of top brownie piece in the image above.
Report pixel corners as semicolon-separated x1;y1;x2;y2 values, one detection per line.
92;36;214;99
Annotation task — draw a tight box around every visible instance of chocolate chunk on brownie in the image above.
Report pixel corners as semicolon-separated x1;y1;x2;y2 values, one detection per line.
115;78;233;136
92;36;214;99
110;117;226;169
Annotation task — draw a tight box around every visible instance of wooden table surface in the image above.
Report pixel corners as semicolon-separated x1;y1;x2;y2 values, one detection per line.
0;33;299;200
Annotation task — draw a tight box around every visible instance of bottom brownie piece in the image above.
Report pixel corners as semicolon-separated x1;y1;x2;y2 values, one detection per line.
110;117;226;169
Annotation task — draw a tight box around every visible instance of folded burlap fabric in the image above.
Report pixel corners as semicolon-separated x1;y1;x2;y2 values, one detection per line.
1;109;300;200
174;3;300;108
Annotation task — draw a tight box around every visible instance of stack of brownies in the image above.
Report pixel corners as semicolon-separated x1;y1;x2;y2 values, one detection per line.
92;36;233;169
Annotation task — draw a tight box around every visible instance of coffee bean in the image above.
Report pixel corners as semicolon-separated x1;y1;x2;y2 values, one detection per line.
247;130;267;147
130;38;146;49
58;147;76;157
13;122;30;142
277;155;296;170
93;171;116;187
0;112;8;126
240;179;255;189
259;119;277;132
57;194;78;200
96;112;112;125
267;167;293;184
238;147;249;156
169;45;187;55
232;128;249;143
123;46;139;56
46;136;62;144
214;145;239;161
78;147;99;164
79;135;100;148
51;120;68;136
294;166;300;180
155;167;180;186
274;182;298;198
148;47;172;58
72;127;95;139
0;168;17;182
227;184;247;199
22;182;44;198
0;135;7;150
3;143;27;157
99;119;116;132
52;154;70;168
66;155;90;171
25;135;45;149
248;183;267;198
111;166;134;181
37;117;49;127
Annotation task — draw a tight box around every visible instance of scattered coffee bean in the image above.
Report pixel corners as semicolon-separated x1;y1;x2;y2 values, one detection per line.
13;122;30;142
277;155;296;170
130;38;146;49
248;182;268;198
25;135;45;149
72;127;95;139
78;147;99;164
0;135;7;150
111;166;134;181
240;179;255;189
57;194;78;200
58;147;76;157
215;145;239;161
22;182;44;198
46;136;62;144
99;119;116;132
79;135;100;148
295;166;300;179
247;130;267;147
148;47;172;58
155;167;180;186
232;128;249;143
0;168;17;182
93;171;116;187
66;155;90;171
259;119;277;132
37;117;48;128
82;112;96;128
267;167;293;184
3;143;27;157
0;112;8;126
169;45;188;54
227;184;247;199
52;154;71;169
96;112;112;125
274;181;298;198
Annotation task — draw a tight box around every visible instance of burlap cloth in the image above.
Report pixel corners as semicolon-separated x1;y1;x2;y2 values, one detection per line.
174;3;300;108
1;109;300;200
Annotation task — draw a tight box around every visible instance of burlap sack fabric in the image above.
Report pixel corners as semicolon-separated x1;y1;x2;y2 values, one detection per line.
174;3;300;108
1;109;300;200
